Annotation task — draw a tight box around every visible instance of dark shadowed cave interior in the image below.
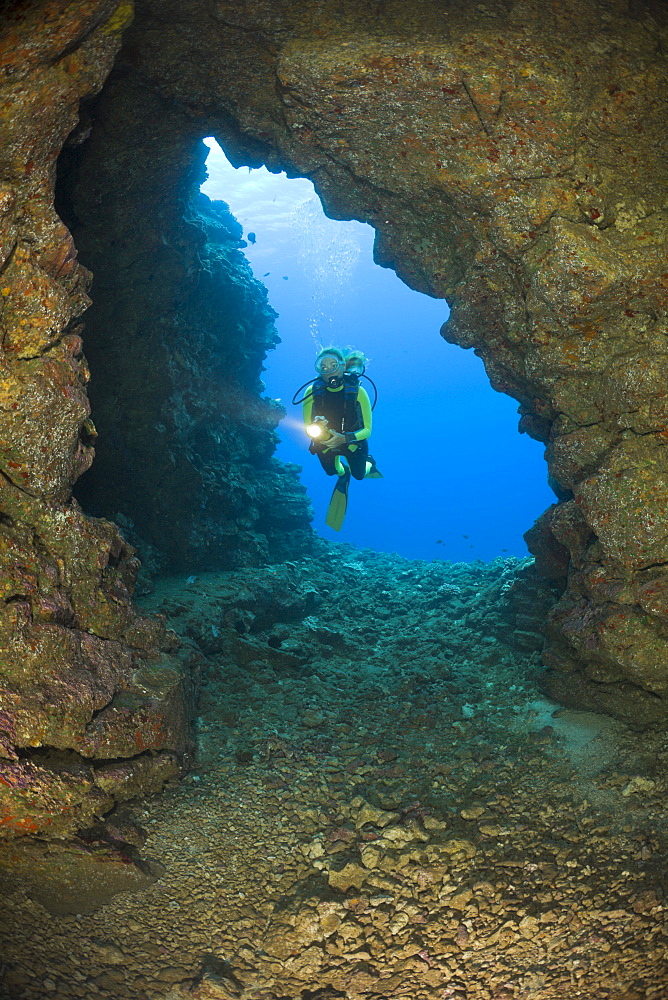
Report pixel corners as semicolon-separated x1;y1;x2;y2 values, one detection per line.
1;2;667;998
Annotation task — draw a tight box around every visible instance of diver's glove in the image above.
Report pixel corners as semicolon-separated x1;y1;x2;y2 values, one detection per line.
323;430;346;451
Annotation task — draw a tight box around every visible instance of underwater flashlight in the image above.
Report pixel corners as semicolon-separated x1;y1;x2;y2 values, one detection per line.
306;417;332;441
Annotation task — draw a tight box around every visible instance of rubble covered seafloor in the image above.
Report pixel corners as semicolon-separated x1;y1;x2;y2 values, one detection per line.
1;544;668;1000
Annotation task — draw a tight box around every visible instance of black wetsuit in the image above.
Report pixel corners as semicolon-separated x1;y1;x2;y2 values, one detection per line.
308;378;369;480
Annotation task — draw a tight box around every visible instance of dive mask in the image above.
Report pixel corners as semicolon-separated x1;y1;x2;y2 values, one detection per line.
315;352;345;387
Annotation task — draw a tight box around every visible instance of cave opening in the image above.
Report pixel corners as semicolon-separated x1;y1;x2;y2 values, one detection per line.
200;138;555;562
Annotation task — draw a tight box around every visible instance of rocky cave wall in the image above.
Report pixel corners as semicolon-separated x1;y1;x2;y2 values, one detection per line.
113;0;667;724
0;1;194;840
0;0;315;840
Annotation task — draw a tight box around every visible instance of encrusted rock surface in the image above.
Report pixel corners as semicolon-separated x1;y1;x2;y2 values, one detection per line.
98;0;667;719
2;546;666;998
0;2;197;838
0;468;200;837
0;0;311;839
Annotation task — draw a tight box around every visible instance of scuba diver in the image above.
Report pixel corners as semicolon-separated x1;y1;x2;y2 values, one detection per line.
292;347;382;531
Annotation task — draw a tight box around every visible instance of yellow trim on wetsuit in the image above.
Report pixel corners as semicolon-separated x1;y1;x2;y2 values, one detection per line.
302;384;372;441
355;387;372;441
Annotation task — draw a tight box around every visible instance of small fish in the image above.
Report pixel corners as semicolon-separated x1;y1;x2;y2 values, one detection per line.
247;232;256;244
184;575;197;585
263;272;270;276
436;539;443;544
502;548;508;552
211;625;219;637
462;534;469;539
282;275;289;280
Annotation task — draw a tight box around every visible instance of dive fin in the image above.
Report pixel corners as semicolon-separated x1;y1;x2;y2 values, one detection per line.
365;456;383;479
325;470;350;531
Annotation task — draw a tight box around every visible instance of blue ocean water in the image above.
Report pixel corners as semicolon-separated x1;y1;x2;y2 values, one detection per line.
202;139;554;562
